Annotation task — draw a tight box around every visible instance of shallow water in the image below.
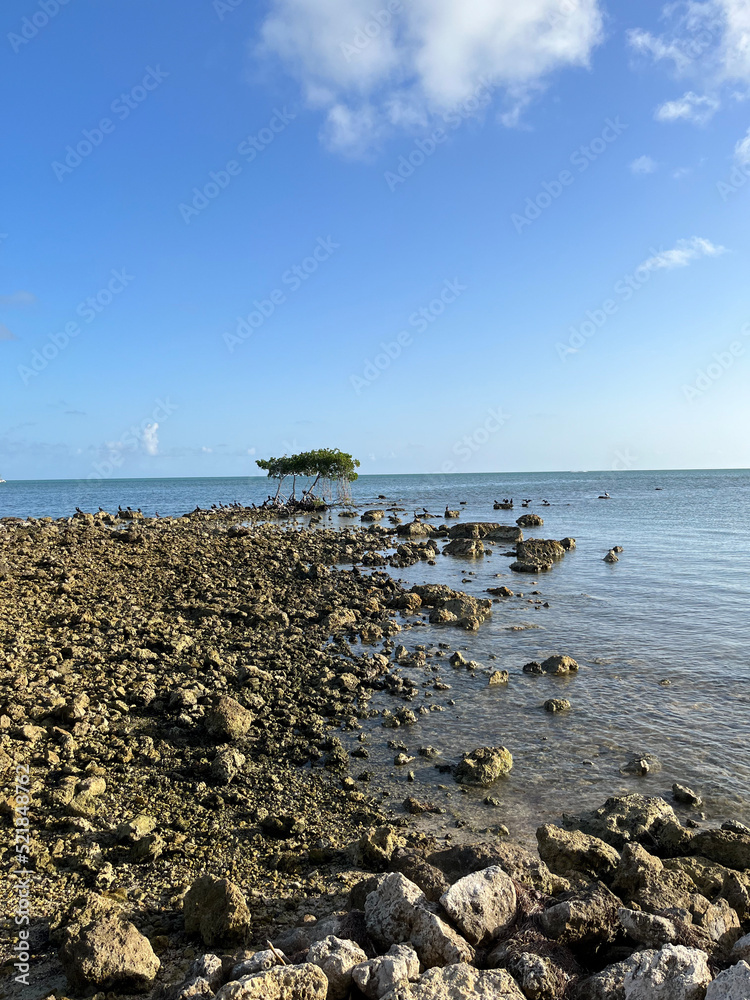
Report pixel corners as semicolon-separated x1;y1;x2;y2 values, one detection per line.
3;469;749;842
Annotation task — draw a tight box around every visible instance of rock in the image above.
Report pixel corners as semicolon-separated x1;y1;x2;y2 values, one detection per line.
619;907;678;949
204;696;254;741
621;754;662;775
567;794;681;849
536;824;620;881
489;670;509;685
673;786;702;810
307;935;368;1000
409;907;475;968
454;747;513;786
694;898;742;958
443;538;484;558
184;875;251;946
612;843;699;914
216;963;328;1000
560;537;576;549
511;539;565;574
352;944;420;999
448;523;511;540
604;550;619;563
487;587;514;598
439;866;517;945
573;960;632;1000
211;748;246;785
428;841;559;895
58;907;160;992
517;514;543;527
523;661;543;674
391;849;450;902
705;961;750;1000
190;954;224;990
381;962;525;1000
623;944;711;1000
397;521;434;538
541;655;579;675
689;828;750;871
730;934;750;963
543;699;571;713
362;510;386;521
539;883;621;946
496;949;571;1000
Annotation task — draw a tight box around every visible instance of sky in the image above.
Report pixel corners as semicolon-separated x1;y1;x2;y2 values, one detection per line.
1;0;749;481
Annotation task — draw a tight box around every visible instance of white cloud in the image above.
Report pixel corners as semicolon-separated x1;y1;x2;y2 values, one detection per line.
734;126;750;163
639;236;727;271
142;423;159;456
630;154;658;174
259;0;604;153
655;90;720;122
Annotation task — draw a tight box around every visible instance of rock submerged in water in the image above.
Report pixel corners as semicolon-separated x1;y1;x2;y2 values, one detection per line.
443;537;484;558
674;782;704;807
544;698;571;713
454;746;513;786
516;513;543;527
541;654;579;675
511;538;566;573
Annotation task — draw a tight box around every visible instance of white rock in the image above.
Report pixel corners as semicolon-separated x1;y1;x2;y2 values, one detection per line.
381;962;525;999
190;954;224;990
307;935;368;1000
410;906;475;968
619;908;678;949
216;963;328;1000
365;873;427;951
439;866;517;945
730;933;750;963
352;944;419;999
624;945;711;1000
706;961;750;1000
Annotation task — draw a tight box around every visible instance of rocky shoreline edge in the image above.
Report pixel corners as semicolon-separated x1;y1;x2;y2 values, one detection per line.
1;509;748;1000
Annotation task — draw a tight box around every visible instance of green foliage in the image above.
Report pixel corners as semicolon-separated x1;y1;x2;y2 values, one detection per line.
256;448;360;502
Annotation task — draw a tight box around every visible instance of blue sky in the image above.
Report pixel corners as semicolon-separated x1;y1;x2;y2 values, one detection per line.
1;0;749;480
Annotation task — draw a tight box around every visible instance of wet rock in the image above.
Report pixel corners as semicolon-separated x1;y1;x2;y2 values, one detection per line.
523;661;543;675
439;866;517;945
517;514;543;527
443;538;485;558
204;696;255;741
623;944;711;1000
511;539;566;574
536;824;620;881
487;586;514;598
216;963;328;1000
381;962;524;1000
489;670;510;685
540;654;579;675
362;510;386;521
603;550;619;563
567;793;681;849
539;883;621;946
184;875;251;946
352;943;419;999
454;746;513;786
58;903;160;992
706;961;750;1000
621;754;662;775
307;935;368;1000
543;699;570;713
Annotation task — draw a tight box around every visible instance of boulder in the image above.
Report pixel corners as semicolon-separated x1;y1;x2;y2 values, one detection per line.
536;824;620;881
693;898;742;958
184;875;251;946
362;511;385;521
705;961;750;1000
58;906;160;993
391;849;450;902
541;655;579;676
307;935;367;1000
618;907;678;949
730;933;750;963
623;944;711;1000
539;883;621;946
439;866;517;945
544;699;571;713
428;841;558;895
603;550;619;563
352;944;420;999
612;843;699;914
673;784;703;807
409;907;475;968
381;962;524;1000
204;696;254;741
516;514;543;527
443;538;484;558
216;963;328;1000
573;960;630;1000
454;746;513;786
495;949;571;1000
566;794;681;849
397;522;435;538
688;829;750;871
211;748;246;785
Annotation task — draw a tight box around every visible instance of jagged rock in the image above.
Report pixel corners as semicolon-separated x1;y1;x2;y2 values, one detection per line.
381;962;525;999
623;944;711;1000
619;907;678;948
307;935;368;1000
517;514;543;527
612;843;704;914
391;849;450;903
511;539;565;574
543;698;571;713
673;784;703;807
536;824;620;881
489;670;510;685
428;841;559;895
211;748;246;785
706;961;750;1000
354;827;408;869
539;883;621;946
190;954;224;990
409;906;475;968
731;933;750;963
454;746;513;786
232;950;287;978
497;950;571;1000
184;875;251;946
204;696;254;741
443;538;484;558
216;963;328;1000
541;655;579;676
572;960;631;1000
566;794;681;849
352;944;420;999
693;898;742;959
439;866;517;945
689;828;750;871
58;903;160;992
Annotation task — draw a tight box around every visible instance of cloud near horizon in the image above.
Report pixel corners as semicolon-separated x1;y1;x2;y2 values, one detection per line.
259;0;604;154
640;237;727;271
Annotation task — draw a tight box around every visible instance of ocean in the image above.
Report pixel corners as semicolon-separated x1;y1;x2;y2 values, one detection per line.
2;469;749;841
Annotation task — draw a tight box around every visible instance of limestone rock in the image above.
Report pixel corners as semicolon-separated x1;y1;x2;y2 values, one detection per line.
204;696;254;741
536;824;620;881
543;699;571;713
307;935;368;1000
409;906;475;968
439;866;517;945
443;538;484;558
619;907;678;949
381;962;525;1000
58;909;160;992
567;794;681;849
352;944;420;999
516;514;543;527
364;873;427;952
216;963;328;1000
572;961;630;1000
454;746;513;786
706;961;750;1000
540;655;579;675
730;933;750;963
623;944;711;1000
612;843;701;914
428;840;558;895
673;784;703;807
540;883;621;946
184;875;251;946
689;828;750;871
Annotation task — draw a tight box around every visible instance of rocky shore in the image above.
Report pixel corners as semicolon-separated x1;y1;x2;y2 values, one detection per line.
1;510;748;999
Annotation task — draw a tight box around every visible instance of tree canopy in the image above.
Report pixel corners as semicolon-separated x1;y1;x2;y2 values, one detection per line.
256;449;360;504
